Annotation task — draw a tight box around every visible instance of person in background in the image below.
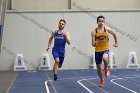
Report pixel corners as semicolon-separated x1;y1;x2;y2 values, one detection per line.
46;19;70;81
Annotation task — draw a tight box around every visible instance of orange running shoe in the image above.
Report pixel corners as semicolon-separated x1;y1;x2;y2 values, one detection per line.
99;80;105;87
105;68;110;78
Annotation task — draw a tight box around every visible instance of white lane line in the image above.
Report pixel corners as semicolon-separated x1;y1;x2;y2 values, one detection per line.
111;76;140;93
45;76;95;93
45;72;58;93
45;81;50;93
6;72;19;93
77;78;96;93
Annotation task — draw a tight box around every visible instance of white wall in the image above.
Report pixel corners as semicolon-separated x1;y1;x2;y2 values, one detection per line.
0;10;140;70
72;0;140;9
11;0;140;10
12;0;70;10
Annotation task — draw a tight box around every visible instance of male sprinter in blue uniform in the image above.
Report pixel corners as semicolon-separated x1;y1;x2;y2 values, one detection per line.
46;19;71;81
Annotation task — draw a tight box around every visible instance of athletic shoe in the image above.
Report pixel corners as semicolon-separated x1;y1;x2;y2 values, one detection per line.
54;74;58;81
58;64;62;68
105;68;110;78
99;80;105;87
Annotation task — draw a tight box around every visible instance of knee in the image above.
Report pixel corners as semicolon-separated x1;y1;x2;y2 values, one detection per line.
55;58;60;64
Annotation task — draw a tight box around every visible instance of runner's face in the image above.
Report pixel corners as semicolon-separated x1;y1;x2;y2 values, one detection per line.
58;21;65;30
97;18;104;27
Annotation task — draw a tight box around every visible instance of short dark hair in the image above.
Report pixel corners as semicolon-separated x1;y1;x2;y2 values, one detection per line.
97;15;105;22
59;19;66;24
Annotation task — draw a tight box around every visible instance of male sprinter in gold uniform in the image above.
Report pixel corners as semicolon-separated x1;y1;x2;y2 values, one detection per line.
91;15;118;87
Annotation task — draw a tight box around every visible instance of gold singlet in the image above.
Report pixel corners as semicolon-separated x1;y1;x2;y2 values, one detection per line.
95;27;109;52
